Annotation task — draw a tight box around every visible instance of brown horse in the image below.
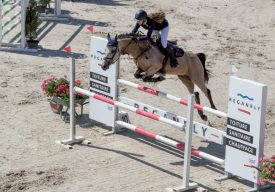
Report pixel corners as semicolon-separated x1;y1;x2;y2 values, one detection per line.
101;33;217;121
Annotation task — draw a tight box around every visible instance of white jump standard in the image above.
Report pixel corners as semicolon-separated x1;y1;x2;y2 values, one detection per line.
0;0;36;51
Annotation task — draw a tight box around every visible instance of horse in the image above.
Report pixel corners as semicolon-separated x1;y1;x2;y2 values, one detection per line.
101;33;217;121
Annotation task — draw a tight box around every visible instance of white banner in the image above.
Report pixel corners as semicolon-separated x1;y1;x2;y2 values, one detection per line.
119;96;225;144
225;76;267;184
89;36;119;127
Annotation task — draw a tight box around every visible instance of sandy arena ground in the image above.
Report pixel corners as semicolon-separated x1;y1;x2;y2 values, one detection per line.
0;0;275;191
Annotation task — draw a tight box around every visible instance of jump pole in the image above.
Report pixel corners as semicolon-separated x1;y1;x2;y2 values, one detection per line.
118;79;227;118
115;121;224;165
76;87;225;165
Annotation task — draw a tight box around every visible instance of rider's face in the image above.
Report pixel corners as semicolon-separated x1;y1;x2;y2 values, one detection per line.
138;19;145;25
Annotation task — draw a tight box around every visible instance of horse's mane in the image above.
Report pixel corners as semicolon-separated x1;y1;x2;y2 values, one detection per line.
118;33;143;39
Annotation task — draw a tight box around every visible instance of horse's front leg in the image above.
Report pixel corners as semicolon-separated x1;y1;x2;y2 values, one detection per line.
142;62;163;82
134;68;143;79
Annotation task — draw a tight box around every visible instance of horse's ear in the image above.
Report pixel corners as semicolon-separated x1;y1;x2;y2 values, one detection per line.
115;34;118;42
107;33;111;41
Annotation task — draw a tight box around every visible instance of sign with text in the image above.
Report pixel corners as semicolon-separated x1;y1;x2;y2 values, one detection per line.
119;96;225;144
89;36;119;127
225;76;267;184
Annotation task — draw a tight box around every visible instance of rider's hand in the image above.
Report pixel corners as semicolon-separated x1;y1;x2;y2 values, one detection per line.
137;36;147;41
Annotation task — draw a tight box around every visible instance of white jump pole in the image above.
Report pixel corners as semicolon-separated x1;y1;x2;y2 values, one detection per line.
117;79;227;118
55;57;90;149
115;121;224;165
75;86;185;130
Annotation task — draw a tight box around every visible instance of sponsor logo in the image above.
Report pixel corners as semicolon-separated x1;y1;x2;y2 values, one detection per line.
238;108;251;115
237;93;254;101
228;94;261;114
97;50;106;55
91;50;106;61
91;53;104;61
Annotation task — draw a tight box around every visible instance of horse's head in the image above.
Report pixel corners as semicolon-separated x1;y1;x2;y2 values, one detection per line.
101;33;120;71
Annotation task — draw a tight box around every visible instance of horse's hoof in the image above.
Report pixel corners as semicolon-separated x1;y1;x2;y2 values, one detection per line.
134;74;143;79
142;76;150;82
201;115;208;121
157;76;165;81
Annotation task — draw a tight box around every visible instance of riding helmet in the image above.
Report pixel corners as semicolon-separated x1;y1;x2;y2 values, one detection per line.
135;10;147;20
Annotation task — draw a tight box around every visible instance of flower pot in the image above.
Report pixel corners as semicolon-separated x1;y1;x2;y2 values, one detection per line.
26;40;39;49
50;102;63;114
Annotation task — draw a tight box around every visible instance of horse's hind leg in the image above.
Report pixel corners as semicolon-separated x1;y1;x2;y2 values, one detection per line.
194;79;217;110
206;88;217;110
178;75;208;121
193;91;208;120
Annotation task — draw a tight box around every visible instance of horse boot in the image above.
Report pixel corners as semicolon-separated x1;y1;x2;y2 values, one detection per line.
166;47;178;68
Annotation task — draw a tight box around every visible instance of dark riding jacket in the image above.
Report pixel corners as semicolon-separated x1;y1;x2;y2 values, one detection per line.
131;17;169;40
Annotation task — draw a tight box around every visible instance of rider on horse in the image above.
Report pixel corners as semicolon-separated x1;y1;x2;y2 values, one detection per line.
130;10;179;68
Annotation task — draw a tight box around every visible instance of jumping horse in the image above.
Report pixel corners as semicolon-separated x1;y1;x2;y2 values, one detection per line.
101;33;217;121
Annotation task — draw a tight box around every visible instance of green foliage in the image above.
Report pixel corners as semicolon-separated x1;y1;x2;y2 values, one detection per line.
25;0;40;40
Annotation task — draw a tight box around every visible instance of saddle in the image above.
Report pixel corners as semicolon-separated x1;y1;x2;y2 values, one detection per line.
156;38;185;58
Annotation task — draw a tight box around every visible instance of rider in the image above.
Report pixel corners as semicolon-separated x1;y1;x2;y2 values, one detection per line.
130;10;178;68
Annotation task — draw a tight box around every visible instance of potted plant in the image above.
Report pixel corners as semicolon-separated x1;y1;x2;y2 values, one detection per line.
258;155;275;184
37;0;51;13
25;0;40;49
41;76;88;114
245;155;275;185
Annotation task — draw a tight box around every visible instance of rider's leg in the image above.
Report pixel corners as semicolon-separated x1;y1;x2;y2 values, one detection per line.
160;27;168;48
166;47;178;68
161;27;178;68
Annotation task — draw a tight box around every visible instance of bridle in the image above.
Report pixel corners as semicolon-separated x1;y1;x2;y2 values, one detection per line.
103;37;152;67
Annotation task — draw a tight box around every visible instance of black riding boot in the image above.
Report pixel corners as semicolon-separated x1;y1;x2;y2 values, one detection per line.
166;47;178;68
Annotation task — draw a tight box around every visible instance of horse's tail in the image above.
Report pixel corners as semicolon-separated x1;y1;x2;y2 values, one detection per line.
196;53;209;83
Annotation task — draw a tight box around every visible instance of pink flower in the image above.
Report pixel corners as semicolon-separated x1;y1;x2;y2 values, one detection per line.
57;85;64;91
60;93;63;97
259;178;265;185
77;93;84;97
53;93;57;96
75;80;81;85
